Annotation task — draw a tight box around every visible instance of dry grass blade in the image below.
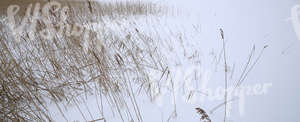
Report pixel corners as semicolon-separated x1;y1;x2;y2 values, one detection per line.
220;28;228;122
89;118;105;122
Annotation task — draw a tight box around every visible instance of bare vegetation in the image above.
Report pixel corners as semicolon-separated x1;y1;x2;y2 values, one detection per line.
0;1;269;122
195;107;211;122
0;1;167;121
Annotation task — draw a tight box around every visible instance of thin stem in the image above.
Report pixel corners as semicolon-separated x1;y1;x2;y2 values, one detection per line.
220;28;228;122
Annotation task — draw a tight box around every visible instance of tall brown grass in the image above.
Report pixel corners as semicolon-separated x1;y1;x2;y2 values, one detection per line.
0;1;166;121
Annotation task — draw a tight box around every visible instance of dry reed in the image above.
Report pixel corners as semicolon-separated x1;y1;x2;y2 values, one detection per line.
0;1;167;121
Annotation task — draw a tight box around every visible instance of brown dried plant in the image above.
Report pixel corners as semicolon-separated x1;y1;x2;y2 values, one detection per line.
195;107;211;122
0;0;167;121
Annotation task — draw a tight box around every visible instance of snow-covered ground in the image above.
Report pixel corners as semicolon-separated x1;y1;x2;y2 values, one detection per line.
51;0;300;122
1;0;300;122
